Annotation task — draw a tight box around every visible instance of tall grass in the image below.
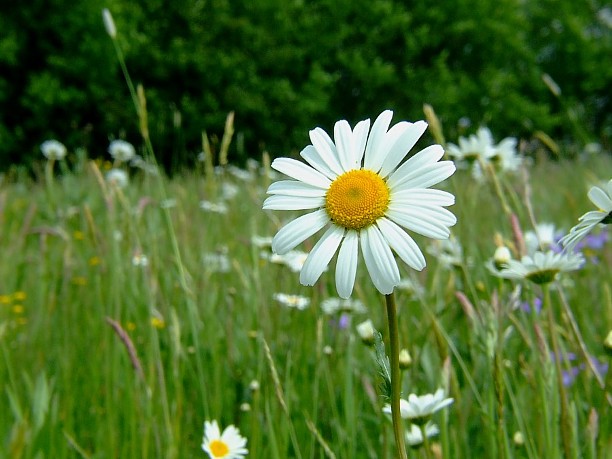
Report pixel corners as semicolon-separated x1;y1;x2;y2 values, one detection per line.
0;145;610;457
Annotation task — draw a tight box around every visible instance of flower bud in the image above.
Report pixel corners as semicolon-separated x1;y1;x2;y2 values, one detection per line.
399;349;412;369
102;9;117;39
356;319;376;346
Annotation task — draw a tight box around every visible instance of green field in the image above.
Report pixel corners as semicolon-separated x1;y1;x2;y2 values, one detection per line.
1;146;610;458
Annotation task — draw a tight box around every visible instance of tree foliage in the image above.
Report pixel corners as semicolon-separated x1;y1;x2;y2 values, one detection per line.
0;0;610;170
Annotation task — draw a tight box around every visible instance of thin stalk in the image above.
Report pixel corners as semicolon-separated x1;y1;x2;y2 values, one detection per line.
420;424;434;459
543;285;573;459
385;292;408;459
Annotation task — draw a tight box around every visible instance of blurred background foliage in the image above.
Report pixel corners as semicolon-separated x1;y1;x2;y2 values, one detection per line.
0;0;610;171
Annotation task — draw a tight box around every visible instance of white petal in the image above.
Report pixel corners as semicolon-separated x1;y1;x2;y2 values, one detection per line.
300;226;344;286
267;180;327;197
299;145;340;179
379;121;428;178
386;207;452;239
361;225;400;294
334;119;355;172
364;110;394;171
271;157;331;188
309;128;344;174
272;210;329;254
391;188;455;206
263;195;325;210
390;161;456;191
377;217;426;270
353;119;371;166
386;145;444;187
588;186;612;212
392;204;457;226
335;230;359;298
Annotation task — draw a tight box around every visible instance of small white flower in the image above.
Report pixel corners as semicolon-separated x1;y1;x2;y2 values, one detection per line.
405;422;440;447
251;235;273;248
108;139;135;162
561;179;612;252
132;252;149;267
41;140;67;160
221;182;240;200
383;388;454;424
203;250;231;273
202;420;248;459
495;250;584;285
273;293;310;310
320;297;366;315
396;277;425;298
200;200;229;214
525;223;559;253
486;245;513;274
447;127;495;165
266;250;310;273
106;168;129;188
227;165;255;182
427;237;464;268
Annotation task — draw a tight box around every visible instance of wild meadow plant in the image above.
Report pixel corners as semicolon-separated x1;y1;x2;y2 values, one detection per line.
0;8;610;459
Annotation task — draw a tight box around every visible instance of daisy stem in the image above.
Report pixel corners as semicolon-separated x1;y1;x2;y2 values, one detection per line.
385;292;408;459
420;424;434;459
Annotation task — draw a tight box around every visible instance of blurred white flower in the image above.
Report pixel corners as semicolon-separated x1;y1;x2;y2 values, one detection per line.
427;237;464;268
201;420;248;459
108;140;135;162
405;422;440;447
41;140;67;160
200;200;229;214
221;182;240;200
273;293;310;310
106;168;129;188
266;250;310;273
447;127;495;165
251;235;273;248
132;252;149;267
383;388;454;424
320;297;366;315
525;223;560;253
203;250;231;273
495;250;584;285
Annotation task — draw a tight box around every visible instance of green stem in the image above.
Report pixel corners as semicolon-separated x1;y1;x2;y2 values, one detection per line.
385;292;408;459
420;424;434;459
544;285;573;459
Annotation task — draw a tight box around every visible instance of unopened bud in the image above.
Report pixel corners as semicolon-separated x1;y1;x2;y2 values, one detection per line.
604;330;612;356
399;349;412;369
513;431;525;446
356;319;376;346
493;246;512;270
102;9;117;39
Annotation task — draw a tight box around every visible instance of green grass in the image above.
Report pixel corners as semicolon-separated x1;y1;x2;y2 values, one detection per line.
0;151;610;458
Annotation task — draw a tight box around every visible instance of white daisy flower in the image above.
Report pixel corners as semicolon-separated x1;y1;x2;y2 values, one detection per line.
383;388;454;425
203;250;231;273
202;420;248;459
320;297;366;315
263;110;456;298
446;127;495;165
200;200;229;214
405;422;440;447
106;168;129;188
41;140;67;160
495;250;584;285
266;250;311;273
108;139;135;162
524;223;560;254
561;180;612;252
273;293;310;310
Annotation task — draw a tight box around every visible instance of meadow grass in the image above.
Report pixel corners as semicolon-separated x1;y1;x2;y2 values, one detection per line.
0;148;610;458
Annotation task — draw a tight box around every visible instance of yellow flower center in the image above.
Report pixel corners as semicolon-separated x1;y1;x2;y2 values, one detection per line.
325;169;390;230
209;439;230;457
